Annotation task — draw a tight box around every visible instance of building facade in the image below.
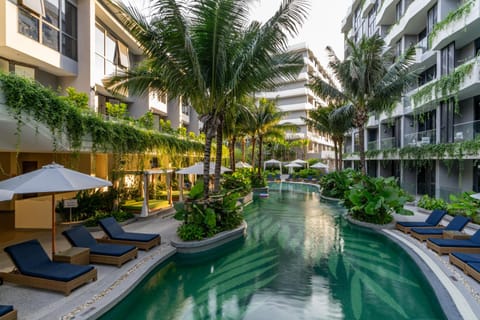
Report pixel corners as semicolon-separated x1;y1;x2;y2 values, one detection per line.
342;0;480;199
259;43;335;164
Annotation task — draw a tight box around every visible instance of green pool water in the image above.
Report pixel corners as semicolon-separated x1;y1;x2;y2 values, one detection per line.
101;183;446;320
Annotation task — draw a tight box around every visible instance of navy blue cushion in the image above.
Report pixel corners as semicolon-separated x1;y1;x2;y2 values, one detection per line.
397;221;433;228
99;217;125;238
470;230;480;244
90;243;136;257
467;262;480;273
411;228;444;235
62;226;98;248
23;262;94;282
425;209;447;225
451;252;480;263
445;216;470;231
0;305;13;316
429;238;480;247
112;232;159;242
4;239;51;273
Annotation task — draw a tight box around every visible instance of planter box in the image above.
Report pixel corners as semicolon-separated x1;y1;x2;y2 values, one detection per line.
238;192;253;206
171;221;247;254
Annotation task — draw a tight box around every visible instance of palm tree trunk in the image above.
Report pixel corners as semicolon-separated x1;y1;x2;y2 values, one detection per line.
339;137;344;170
355;106;368;174
230;136;236;171
203;132;213;199
241;138;246;162
214;116;224;193
333;139;339;171
257;135;263;176
251;138;256;170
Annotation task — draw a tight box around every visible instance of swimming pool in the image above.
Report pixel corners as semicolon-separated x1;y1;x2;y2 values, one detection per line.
101;182;446;319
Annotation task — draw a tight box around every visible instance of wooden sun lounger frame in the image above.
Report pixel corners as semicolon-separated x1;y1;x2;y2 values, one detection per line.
426;240;480;255
0;309;17;320
464;263;480;283
89;247;138;267
97;235;160;251
395;223;443;234
410;229;447;242
449;253;470;272
0;268;97;296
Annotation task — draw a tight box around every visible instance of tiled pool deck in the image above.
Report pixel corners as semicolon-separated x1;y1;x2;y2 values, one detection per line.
0;205;479;319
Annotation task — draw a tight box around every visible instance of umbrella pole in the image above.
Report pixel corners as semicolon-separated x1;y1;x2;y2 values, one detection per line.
51;193;56;254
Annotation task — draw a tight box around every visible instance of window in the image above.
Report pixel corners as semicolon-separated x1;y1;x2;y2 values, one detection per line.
418;65;436;86
440;99;454;143
427;4;437;35
17;0;77;60
395;40;402;58
353;7;361;30
441;42;455;75
475;38;480;56
116;41;130;68
395;0;403;22
368;6;377;37
14;64;35;79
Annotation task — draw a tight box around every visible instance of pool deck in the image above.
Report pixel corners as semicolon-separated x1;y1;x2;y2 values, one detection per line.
0;205;479;319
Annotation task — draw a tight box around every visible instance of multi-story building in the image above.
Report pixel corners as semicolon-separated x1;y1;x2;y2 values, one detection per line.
259;43;335;165
342;0;480;199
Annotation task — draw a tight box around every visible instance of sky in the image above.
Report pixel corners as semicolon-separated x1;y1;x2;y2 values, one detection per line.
250;0;350;65
130;0;351;66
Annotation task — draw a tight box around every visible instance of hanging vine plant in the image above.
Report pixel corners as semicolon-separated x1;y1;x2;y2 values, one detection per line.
0;73;204;155
428;0;475;48
411;61;475;109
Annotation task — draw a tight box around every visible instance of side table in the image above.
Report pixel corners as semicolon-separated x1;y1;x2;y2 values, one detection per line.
442;230;471;240
53;247;90;265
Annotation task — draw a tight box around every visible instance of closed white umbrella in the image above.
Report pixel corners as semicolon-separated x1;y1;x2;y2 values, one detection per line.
0;162;112;253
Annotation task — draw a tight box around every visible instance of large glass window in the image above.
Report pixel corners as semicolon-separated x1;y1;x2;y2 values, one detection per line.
427;4;437;35
95;25;130;85
441;42;455;75
17;0;76;60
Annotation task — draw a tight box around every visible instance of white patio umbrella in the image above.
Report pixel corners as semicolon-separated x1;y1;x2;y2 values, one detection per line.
0;163;112;254
177;162;232;175
235;161;252;169
470;193;480;200
293;159;309;168
264;159;282;172
311;162;328;169
284;162;302;174
0;189;14;202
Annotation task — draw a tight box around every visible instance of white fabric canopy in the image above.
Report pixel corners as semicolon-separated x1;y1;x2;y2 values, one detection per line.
0;163;112;253
470;193;480;200
285;162;302;174
311;162;328;169
177;162;231;175
0;189;14;201
293;159;309;168
235;161;252;168
264;159;282;172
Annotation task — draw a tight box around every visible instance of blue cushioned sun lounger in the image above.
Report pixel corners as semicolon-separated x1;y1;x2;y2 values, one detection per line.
0;305;16;320
464;262;480;283
410;215;470;242
0;239;96;295
395;209;446;233
426;230;480;255
97;217;160;251
449;252;480;271
63;226;138;267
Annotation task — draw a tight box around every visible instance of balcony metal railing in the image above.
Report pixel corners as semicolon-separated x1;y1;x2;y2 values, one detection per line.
367;140;378;150
381;137;397;149
404;129;436;146
453;120;480;142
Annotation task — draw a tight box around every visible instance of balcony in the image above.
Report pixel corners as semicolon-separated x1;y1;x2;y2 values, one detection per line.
404;129;436;146
430;0;480;51
345;145;353;154
381;137;397;149
414;37;436;68
453;119;480;142
376;0;396;26
367;140;378;150
362;0;376;18
341;4;353;33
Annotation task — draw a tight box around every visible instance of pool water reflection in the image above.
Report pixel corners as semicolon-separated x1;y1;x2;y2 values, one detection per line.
102;183;445;320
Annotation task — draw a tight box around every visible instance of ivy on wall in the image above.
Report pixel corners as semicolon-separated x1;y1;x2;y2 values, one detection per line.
428;0;475;48
411;61;474;108
0;73;204;155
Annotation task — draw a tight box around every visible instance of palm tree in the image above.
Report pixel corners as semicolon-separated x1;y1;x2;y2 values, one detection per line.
303;105;353;170
105;0;309;198
308;35;416;174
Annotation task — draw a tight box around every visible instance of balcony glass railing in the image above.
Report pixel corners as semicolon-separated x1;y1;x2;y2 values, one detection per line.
381;137;396;149
367;140;378;150
404;129;436;146
345;145;353;154
453;120;480;142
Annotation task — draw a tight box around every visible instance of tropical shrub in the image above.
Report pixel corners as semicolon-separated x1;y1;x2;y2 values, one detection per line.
222;170;252;195
84;210;134;227
447;192;480;219
344;175;413;224
319;169;362;198
417;194;447;210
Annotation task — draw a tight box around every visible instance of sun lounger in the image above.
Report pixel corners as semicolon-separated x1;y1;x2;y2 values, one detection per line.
426;230;480;255
464;262;480;283
63;226;138;267
0;305;17;320
0;240;97;296
97;217;160;251
395;209;446;233
410;215;470;242
449;253;480;272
